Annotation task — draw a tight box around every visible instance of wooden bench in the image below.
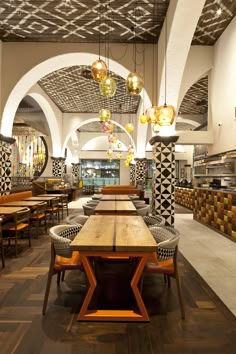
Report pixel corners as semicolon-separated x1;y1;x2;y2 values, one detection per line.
101;185;141;198
0;191;33;205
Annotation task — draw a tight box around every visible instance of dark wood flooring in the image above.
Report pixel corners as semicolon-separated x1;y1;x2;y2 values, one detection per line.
1;210;236;353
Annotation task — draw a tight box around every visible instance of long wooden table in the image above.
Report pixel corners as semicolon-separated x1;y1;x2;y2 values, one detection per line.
70;215;157;322
0;201;45;208
0;206;27;216
95;200;137;215
101;194;131;201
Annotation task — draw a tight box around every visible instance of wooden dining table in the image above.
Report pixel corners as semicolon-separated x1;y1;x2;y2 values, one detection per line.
0;206;27;215
70;215;157;322
24;196;57;206
95;200;137;215
101;194;131;201
0;201;45;208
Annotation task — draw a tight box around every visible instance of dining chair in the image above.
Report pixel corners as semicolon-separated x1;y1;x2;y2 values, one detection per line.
58;194;69;219
65;214;89;226
136;205;150;216
1;208;31;256
82;204;95;216
143;215;165;227
46;198;60;225
29;202;47;237
92;194;102;200
141;227;185;319
42;224;84;315
0;218;5;269
133;200;146;207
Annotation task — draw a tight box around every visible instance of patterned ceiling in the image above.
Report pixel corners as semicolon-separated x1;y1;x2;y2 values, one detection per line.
0;0;169;44
38;65;140;114
179;76;208;115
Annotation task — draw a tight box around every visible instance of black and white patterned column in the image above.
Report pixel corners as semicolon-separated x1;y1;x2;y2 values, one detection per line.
129;163;135;185
149;135;179;226
51;157;66;177
71;163;80;177
0;134;15;195
135;158;146;189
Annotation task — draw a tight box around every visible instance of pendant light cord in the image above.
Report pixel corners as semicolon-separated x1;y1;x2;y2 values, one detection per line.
164;12;167;106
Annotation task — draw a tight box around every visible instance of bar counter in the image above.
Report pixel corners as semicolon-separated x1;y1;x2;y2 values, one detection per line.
193;187;236;240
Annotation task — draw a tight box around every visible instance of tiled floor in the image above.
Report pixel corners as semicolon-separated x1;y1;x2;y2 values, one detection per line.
69;197;236;317
175;213;236;317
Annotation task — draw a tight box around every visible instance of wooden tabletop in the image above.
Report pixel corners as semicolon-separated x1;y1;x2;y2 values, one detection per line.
0;201;45;207
70;215;157;253
95;201;136;214
24;196;57;201
0;206;27;214
37;194;68;198
101;194;130;201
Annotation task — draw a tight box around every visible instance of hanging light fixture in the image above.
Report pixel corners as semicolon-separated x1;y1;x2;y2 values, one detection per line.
91;1;107;82
155;11;176;126
99;108;111;122
126;5;144;96
125;122;134;133
99;1;117;98
101;121;114;133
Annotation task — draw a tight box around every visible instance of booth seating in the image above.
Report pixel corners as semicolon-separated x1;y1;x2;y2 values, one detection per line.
0;191;33;205
101;185;142;198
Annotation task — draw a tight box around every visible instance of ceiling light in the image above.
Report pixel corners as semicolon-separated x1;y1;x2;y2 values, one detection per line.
100;76;117;98
99;108;111;122
216;8;222;16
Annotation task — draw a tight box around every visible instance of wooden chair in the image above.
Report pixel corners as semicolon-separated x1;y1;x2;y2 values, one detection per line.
29;202;47;236
136;205;150;216
1;208;31;256
46;198;60;225
0;218;4;269
58;194;69;219
65;214;89;226
42;224;83;315
141;227;185;319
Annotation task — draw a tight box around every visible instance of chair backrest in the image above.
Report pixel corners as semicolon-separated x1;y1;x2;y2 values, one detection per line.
136;205;150;216
133;200;145;206
143;215;165;226
65;214;89;226
83;204;95;216
92;194;102;200
157;235;180;262
15;208;31;224
149;225;180;244
49;224;82;258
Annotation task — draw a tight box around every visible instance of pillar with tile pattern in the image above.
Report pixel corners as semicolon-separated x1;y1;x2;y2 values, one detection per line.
0;134;15;195
71;163;80;177
149;135;179;226
51;157;66;177
129;163;135;185
134;158;146;189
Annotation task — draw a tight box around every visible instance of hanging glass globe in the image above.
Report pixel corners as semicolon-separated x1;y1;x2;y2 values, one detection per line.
124;160;130;167
107;148;113;157
91;59;107;82
100;76;117;98
125;122;134;133
140;113;148;124
126;72;144;96
152;123;161;134
101;121;114;133
155;104;176;126
99;108;111;122
145;105;158;123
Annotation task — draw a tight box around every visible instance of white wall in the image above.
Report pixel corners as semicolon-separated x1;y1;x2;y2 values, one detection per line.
209;16;236;155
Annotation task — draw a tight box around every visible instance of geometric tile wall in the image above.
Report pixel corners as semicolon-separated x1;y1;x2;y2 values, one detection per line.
193;188;236;240
51;157;66;177
175;187;194;210
71;163;80;177
135;159;146;189
0;135;15;195
149;136;179;226
18;162;27;177
129;163;135;185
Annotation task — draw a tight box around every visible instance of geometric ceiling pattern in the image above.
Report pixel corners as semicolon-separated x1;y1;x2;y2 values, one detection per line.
178;76;208;115
192;0;236;45
38;65;141;114
0;0;169;44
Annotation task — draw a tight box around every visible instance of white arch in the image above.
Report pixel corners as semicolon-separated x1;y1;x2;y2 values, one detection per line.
27;92;62;157
63;117;136;155
1;52;151;159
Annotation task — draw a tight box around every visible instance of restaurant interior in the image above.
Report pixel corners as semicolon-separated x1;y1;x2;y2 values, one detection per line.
1;0;236;352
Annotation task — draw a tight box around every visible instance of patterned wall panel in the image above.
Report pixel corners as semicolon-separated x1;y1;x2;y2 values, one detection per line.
129;163;135;185
149;136;179;226
0;135;15;195
18;163;27;177
135;159;146;189
51;157;66;177
72;163;80;177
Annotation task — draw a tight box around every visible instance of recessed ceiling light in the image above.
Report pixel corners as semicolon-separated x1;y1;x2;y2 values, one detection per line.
216;8;222;16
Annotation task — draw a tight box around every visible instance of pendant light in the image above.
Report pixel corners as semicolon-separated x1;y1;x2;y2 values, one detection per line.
126;4;144;96
99;1;117;98
91;1;107;82
99;108;111;122
155;11;176;126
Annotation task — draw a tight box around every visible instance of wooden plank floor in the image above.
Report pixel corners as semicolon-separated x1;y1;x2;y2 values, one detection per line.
1;213;236;353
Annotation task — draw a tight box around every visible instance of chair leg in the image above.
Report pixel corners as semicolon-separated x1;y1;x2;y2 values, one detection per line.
62;270;65;282
42;266;54;315
167;275;171;288
57;271;61;285
1;242;5;269
174;272;185;319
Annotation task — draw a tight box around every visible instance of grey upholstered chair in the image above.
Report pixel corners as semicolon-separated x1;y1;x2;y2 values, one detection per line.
136;205;150;216
65;214;89;226
82;204;96;216
143;215;165;227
